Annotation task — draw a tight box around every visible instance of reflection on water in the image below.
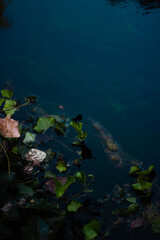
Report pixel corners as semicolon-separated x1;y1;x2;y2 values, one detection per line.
108;0;160;14
0;0;12;29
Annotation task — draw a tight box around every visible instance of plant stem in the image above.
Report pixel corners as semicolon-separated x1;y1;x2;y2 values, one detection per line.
0;99;30;113
0;142;11;180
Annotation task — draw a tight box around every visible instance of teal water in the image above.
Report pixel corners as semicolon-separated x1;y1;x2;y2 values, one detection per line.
0;1;160;238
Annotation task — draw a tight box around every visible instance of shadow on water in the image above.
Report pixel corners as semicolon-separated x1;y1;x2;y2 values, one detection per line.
0;0;12;29
107;0;160;14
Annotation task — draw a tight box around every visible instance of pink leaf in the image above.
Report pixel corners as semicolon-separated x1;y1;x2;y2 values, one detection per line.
0;115;20;138
46;177;67;193
130;217;144;229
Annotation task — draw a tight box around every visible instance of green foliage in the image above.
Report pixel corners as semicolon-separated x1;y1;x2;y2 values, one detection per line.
83;219;101;240
12;146;18;154
54;176;76;198
129;166;140;175
151;217;160;233
70;121;87;141
0;98;5;106
56;161;67;172
18;184;35;197
23;132;36;145
75;171;86;185
3;99;17;116
34;117;55;132
126;203;139;214
1;89;13;98
132;181;152;191
67;200;82;212
45;170;55;178
126;197;136;203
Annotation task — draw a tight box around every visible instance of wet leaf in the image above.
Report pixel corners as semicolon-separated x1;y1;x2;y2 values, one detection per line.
126;203;139;214
0;98;5;106
18;184;35;197
77;131;87;141
136;165;155;176
34;117;55;132
45;170;55;178
12;146;18;154
3;99;17;116
1;89;13;98
70;121;83;132
0;115;20;138
67;200;82;212
130;217;144;229
25;148;46;165
126;197;136;203
55;176;75;198
56;160;67;172
23;132;36;145
83;219;101;240
129;166;141;175
132;181;152;191
75;171;86;185
152;217;160;233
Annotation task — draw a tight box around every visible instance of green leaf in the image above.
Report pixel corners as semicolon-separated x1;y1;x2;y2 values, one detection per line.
77;131;87;141
129;166;140;175
23;132;36;145
75;171;86;185
0;98;5;106
126;197;136;203
56;161;67;172
83;219;101;240
3;99;16;116
70;121;83;132
132;181;152;191
45;170;55;178
18;184;35;197
34;117;55;132
12;146;18;154
55;176;75;198
126;203;139;214
136;165;155;176
152;217;160;233
1;89;13;98
67;200;82;212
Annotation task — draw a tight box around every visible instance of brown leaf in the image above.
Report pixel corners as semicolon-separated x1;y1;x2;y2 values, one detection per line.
130;217;144;229
0;115;20;138
24;148;46;166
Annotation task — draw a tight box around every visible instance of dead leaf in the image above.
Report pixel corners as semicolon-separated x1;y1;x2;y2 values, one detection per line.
24;148;46;166
0;115;20;138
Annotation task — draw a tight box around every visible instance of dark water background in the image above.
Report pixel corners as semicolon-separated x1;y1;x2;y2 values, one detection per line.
0;1;160;238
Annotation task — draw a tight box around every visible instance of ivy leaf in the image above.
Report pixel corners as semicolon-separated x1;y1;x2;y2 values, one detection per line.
3;99;17;116
126;197;136;203
1;89;13;98
136;165;155;176
129;166;141;175
12;146;18;154
132;181;152;191
83;219;101;240
56;161;67;172
0;98;5;106
70;121;83;132
34;117;55;132
23;132;36;145
77;131;87;141
126;203;139;215
55;176;75;198
75;171;86;185
18;184;35;197
67;200;82;212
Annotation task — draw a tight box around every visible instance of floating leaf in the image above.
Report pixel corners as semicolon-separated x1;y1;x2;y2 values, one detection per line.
3;99;17;116
83;219;101;240
70;121;83;132
126;197;136;203
1;89;13;98
12;146;18;154
18;184;35;197
24;148;46;165
132;181;152;191
126;204;139;214
56;161;67;172
67;200;82;212
45;170;55;178
23;132;36;145
152;217;160;233
0;98;5;106
34;117;55;132
75;171;86;185
55;176;75;198
129;166;140;175
130;217;144;229
0;115;20;138
136;165;155;176
77;131;87;141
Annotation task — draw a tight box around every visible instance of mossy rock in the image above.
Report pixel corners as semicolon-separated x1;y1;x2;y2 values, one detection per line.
106;142;118;151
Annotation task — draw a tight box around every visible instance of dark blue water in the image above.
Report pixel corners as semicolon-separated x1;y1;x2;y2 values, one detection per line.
1;0;160;201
